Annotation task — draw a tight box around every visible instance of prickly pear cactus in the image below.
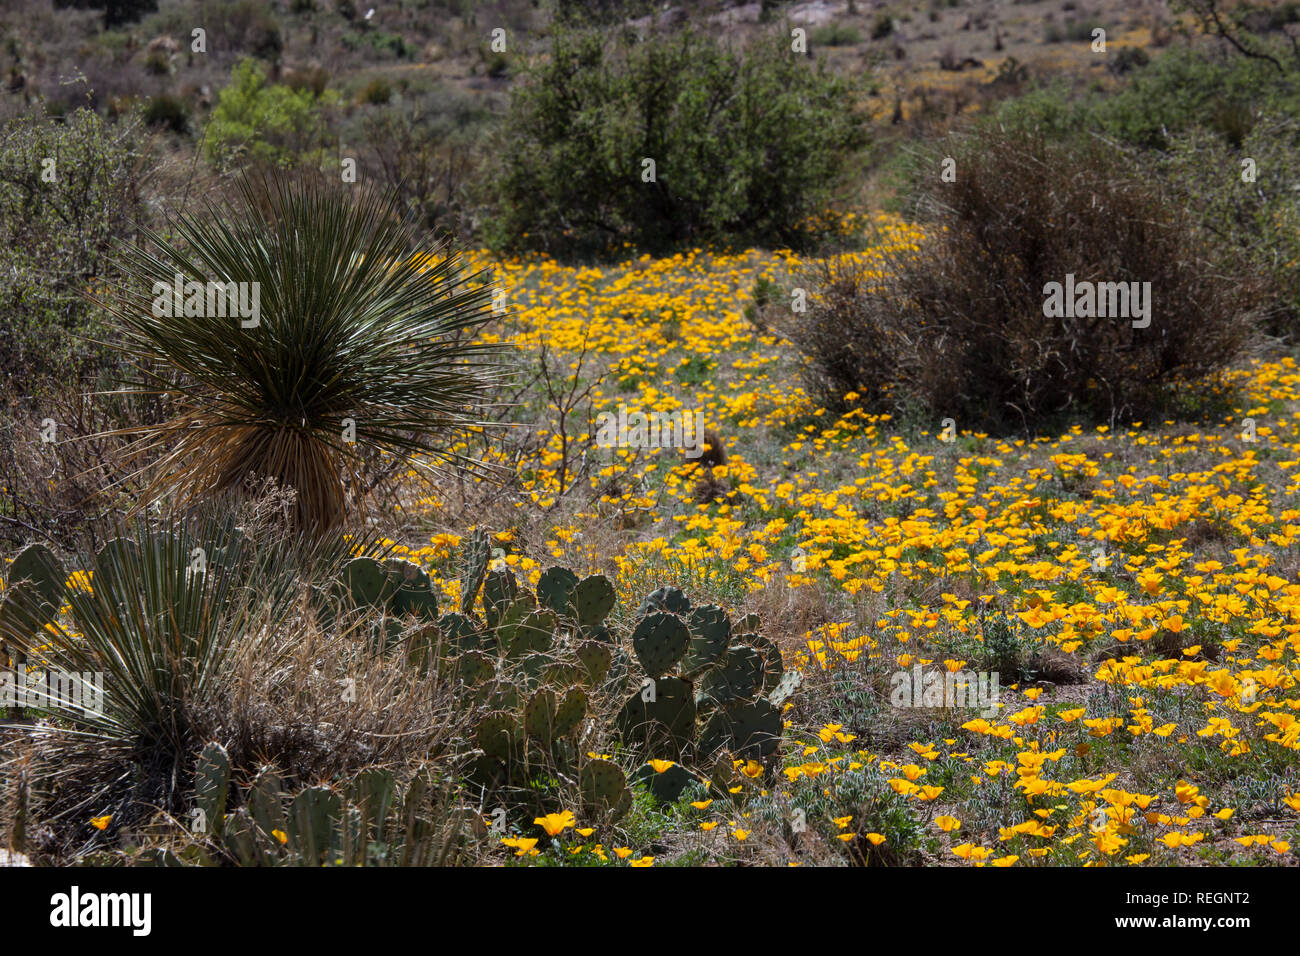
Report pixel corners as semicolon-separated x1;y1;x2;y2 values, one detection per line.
637;585;691;618
483;567;520;630
682;604;731;677
536;566;579;616
343;556;390;607
0;544;67;659
697;644;764;706
634;761;698;804
580;760;632;821
476;712;521;763
459;529;491;615
631;611;691;678
8;544;65;609
575;641;613;685
616;674;696;758
699;698;783;761
523;688;558;746
387;559;439;620
553;687;587;738
571;574;616;627
194;742;231;838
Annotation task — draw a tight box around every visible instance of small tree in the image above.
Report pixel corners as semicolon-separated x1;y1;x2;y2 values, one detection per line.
205;59;340;170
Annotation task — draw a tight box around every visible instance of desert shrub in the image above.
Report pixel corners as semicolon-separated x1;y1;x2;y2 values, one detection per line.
196;0;284;61
1091;44;1293;149
1159;118;1300;337
483;22;869;258
788;127;1260;430
353;80;495;236
555;0;657;25
52;0;157;28
357;75;393;105
989;80;1098;141
205;57;340;170
813;23;862;46
0;106;148;396
142;92;189;133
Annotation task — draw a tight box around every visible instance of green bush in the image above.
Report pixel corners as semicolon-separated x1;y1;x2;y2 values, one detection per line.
1159;118;1300;336
483;22;869;258
1091;45;1290;149
143;93;190;133
812;23;862;46
205;58;340;170
0;106;147;394
357;76;393;105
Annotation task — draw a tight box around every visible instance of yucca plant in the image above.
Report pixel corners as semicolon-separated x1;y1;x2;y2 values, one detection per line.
1;512;313;801
97;173;505;531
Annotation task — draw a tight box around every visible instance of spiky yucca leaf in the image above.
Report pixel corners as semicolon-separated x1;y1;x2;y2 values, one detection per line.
98;174;505;530
0;513;311;773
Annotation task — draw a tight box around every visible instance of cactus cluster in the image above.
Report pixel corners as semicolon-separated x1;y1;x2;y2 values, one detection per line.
617;586;799;766
431;535;633;815
176;742;456;867
397;534;802;818
323;554;441;652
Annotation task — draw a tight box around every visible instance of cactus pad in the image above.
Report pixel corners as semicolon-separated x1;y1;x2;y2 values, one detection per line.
682;604;731;676
631;610;691;678
617;675;696;757
553;687;587;738
699;698;782;760
637;585;691;618
698;644;764;705
580;760;632;821
633;761;698;804
342;556;390;607
572;574;616;626
576;640;613;685
536;566;579;616
459;530;491;615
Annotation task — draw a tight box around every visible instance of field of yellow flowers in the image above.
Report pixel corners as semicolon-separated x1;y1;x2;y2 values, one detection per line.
399;214;1300;866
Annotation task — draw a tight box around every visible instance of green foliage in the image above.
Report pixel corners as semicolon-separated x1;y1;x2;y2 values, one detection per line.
142;94;190;134
484;22;869;258
53;0;157;28
1158;117;1300;335
205;58;340;170
812;23;862;46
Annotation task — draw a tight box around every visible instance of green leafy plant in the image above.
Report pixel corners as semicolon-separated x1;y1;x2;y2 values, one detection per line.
205;58;339;170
